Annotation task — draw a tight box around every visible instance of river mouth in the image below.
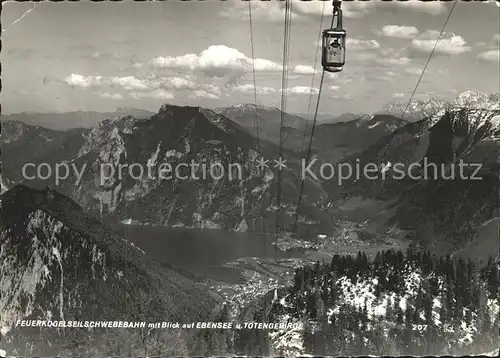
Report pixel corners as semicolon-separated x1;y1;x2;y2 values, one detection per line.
112;225;300;284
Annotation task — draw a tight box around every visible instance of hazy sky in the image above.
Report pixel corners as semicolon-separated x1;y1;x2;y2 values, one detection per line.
2;0;499;116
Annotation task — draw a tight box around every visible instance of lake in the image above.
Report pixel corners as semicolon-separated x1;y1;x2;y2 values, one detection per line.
112;225;297;284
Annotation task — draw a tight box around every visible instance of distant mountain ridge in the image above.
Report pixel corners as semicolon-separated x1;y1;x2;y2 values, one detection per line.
215;105;406;162
2;91;496;131
325;93;500;254
1;104;331;235
0;121;87;192
214;104;310;151
380;91;500;121
0;108;155;130
311;114;410;163
1;90;497;250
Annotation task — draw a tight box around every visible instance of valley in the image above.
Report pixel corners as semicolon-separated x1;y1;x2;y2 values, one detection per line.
2;0;499;355
114;203;411;325
1;90;498;356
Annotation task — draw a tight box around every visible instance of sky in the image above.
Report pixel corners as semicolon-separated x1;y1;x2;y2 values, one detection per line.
1;0;499;116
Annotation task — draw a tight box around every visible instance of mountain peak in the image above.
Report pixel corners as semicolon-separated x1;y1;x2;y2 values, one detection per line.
381;97;449;121
381;91;499;121
216;103;281;113
0;184;215;346
454;91;499;110
158;103;179;114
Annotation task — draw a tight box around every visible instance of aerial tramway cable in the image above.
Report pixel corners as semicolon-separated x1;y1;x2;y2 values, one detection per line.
294;1;327;234
396;0;459;128
292;0;458;235
247;0;267;256
299;0;327;157
292;2;337;235
292;74;327;235
275;0;293;259
248;0;260;153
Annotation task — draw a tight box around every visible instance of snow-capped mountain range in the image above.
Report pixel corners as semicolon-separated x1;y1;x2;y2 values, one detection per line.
1;90;498;240
323;90;499;255
216;103;283;114
0;90;498;357
380;91;499;121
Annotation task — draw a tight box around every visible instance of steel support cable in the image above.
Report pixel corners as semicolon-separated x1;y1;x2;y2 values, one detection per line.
295;0;326;223
299;1;327;158
396;0;459;128
292;10;335;235
292;1;458;234
292;72;327;235
248;0;269;255
248;0;260;152
275;0;293;258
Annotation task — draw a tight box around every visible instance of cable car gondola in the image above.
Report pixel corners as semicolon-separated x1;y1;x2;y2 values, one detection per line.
322;0;346;73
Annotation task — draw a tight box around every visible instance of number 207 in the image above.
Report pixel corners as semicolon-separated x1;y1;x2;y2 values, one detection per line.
412;324;428;331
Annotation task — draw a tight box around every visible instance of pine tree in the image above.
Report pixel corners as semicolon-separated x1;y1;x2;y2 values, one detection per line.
438;256;446;274
315;313;330;354
329;277;338;305
374;280;382;297
254;330;270;356
314;260;321;278
466;258;475;281
423;291;433;323
439;293;450;325
315;291;325;318
394;296;404;326
211;304;231;355
386;298;395;322
454;293;463;321
294;268;305;291
396;250;404;267
303;321;315;353
356;251;363;268
350;324;366;357
320;277;330;305
486;259;499;298
362;251;369;272
306;293;317;319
